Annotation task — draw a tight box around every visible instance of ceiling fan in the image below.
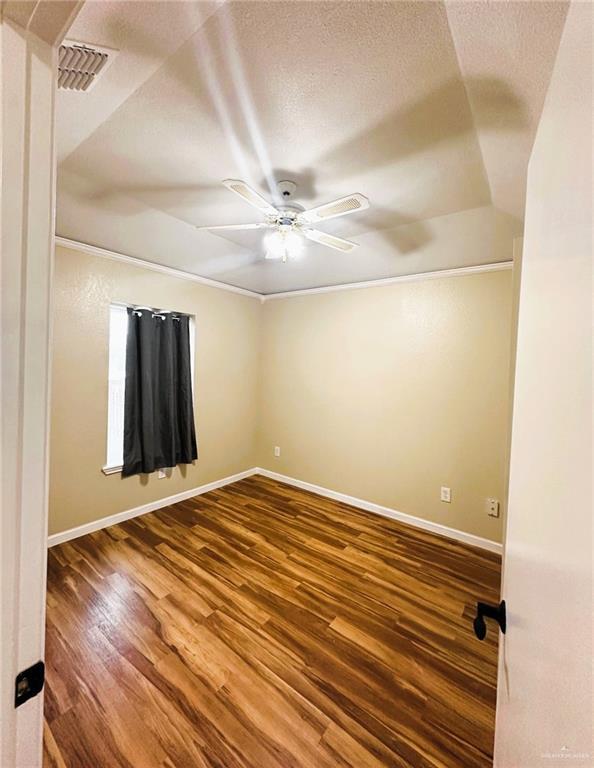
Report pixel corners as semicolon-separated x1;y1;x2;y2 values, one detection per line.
196;179;369;262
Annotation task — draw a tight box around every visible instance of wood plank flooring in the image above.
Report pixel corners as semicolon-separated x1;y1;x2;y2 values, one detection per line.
44;475;501;768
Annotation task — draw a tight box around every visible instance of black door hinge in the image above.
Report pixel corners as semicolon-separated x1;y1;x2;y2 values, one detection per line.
15;661;45;708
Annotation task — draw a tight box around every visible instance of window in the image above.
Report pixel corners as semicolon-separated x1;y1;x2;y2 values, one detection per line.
104;303;195;474
106;304;127;470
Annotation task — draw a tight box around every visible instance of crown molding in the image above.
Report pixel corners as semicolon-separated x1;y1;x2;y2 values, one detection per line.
55;236;512;302
260;261;513;301
54;237;263;300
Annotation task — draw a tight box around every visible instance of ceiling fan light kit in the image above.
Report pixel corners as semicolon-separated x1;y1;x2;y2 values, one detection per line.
264;228;303;262
197;180;369;264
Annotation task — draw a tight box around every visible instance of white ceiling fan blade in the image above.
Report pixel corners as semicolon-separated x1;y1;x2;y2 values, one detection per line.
222;179;278;216
303;228;358;253
298;193;369;225
196;222;272;231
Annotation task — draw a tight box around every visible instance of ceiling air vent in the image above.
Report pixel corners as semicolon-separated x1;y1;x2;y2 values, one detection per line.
58;41;115;92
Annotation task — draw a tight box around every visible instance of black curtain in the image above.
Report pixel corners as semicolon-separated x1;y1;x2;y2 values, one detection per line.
122;308;197;477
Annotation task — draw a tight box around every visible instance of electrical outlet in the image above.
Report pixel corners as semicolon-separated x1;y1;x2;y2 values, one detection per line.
440;486;451;503
486;498;500;517
274;446;281;458
158;468;172;479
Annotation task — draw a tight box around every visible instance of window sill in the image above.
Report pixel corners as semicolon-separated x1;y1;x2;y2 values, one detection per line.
102;465;178;477
102;464;122;475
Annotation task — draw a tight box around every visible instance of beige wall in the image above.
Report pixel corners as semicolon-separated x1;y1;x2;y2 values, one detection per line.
50;248;514;545
257;270;513;543
49;245;261;535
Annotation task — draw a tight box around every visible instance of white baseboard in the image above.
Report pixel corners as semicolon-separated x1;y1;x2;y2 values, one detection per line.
47;468;259;547
48;466;502;555
255;468;502;554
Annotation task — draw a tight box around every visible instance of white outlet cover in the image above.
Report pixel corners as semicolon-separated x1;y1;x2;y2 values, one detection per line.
486;497;500;517
274;446;281;457
440;486;451;503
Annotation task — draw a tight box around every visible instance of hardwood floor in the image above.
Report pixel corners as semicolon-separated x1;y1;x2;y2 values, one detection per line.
44;475;501;768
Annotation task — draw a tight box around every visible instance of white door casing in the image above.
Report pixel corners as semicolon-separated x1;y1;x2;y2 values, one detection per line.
0;4;81;766
494;2;593;766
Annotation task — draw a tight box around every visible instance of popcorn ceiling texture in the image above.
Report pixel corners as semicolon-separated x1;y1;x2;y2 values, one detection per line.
56;1;567;292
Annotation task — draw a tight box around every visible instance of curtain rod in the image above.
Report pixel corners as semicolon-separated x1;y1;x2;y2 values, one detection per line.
111;301;189;318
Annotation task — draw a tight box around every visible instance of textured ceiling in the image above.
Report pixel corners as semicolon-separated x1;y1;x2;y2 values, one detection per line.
56;0;568;293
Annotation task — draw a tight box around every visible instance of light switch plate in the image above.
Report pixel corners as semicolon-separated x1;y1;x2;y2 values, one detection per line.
440;486;451;503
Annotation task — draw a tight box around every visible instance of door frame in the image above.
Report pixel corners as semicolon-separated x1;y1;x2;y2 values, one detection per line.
0;3;81;765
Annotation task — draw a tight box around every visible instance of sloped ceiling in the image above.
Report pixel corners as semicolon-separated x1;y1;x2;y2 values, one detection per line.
56;0;568;293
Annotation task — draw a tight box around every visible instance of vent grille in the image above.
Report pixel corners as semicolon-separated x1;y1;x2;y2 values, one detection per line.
58;42;111;91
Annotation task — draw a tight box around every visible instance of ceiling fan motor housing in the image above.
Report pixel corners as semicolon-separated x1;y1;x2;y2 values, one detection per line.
277;180;297;198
